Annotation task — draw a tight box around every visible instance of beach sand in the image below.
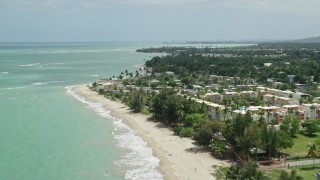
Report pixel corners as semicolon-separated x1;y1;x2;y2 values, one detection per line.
72;84;229;180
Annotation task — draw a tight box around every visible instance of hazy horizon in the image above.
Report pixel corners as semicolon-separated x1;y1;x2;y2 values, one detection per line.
1;0;320;42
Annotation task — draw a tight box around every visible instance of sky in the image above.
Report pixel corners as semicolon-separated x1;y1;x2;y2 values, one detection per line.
0;0;319;42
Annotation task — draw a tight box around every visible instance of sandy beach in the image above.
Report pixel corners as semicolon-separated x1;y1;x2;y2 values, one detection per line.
72;84;229;180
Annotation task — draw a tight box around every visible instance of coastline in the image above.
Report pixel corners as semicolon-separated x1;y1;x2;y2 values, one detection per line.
71;84;228;180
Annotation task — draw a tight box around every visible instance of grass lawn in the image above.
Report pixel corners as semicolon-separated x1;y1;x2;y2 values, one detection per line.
263;169;283;180
291;163;320;180
264;164;320;180
286;133;319;159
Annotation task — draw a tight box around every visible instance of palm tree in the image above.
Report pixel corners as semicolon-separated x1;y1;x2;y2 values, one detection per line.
288;108;293;118
307;143;320;169
267;111;272;124
258;108;265;127
271;95;276;105
223;107;229;121
215;106;221;120
129;72;133;78
310;105;316;119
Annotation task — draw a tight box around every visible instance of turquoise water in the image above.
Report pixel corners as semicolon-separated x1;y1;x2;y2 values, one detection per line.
0;42;163;180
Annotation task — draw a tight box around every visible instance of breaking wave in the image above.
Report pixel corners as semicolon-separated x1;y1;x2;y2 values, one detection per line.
66;86;163;180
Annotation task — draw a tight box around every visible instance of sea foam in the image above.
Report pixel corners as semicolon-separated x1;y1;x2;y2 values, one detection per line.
65;86;163;180
89;75;99;77
1;86;27;90
31;81;64;86
19;63;40;67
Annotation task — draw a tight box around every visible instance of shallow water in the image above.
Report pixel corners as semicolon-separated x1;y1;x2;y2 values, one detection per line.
0;42;163;180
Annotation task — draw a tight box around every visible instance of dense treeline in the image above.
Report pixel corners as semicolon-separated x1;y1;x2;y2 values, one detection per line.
145;52;320;84
137;46;283;56
137;43;320;55
258;43;320;49
125;88;207;124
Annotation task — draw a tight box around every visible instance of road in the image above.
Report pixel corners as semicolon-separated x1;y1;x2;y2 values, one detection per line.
285;159;320;168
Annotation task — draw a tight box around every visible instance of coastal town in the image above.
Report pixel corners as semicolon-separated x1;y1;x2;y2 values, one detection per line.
4;0;320;179
93;72;319;124
90;44;320;179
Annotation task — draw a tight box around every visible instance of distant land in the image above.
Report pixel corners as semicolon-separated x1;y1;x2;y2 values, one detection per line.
289;36;320;43
163;36;320;44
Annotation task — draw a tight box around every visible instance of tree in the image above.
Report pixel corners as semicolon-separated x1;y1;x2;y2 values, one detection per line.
128;89;144;112
151;89;183;124
209;138;227;158
152;89;174;120
163;95;181;124
280;117;291;133
261;126;280;158
92;82;97;88
215;106;221;120
280;117;300;137
226;160;267;180
223;105;230;121
301;120;319;136
183;113;204;127
193;120;215;146
291;118;300;137
167;79;177;87
267;111;272;124
257;109;266;128
278;170;303;180
278;130;294;150
98;88;105;95
236;123;262;161
193;120;226;147
307;143;320;169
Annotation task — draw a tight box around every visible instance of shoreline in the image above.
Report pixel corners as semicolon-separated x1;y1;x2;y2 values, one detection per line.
72;84;228;180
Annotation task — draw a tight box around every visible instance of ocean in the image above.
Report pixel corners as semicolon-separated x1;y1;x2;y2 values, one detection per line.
0;42;164;180
0;42;247;180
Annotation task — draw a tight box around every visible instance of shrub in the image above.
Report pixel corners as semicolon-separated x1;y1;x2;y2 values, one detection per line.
179;127;194;137
173;126;183;135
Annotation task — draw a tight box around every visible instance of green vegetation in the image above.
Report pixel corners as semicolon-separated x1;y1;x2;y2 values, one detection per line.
94;43;320;179
280;117;300;137
226;160;267;180
301;119;320;136
263;169;284;180
265;164;320;180
141;44;320;96
307;143;320;168
287;134;319;159
292;163;320;180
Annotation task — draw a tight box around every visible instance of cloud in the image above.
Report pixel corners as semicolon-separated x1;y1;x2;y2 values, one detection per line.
1;0;320;18
224;0;320;18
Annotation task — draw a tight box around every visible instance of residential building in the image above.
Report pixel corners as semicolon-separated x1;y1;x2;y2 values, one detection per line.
239;91;257;98
205;93;223;103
